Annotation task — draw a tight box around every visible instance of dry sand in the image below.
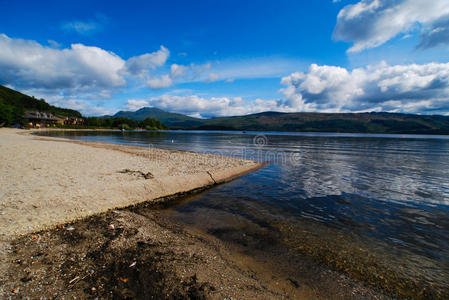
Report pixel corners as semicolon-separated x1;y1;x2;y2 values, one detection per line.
0;128;261;238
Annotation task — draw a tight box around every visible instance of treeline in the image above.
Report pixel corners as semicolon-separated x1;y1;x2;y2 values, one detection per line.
0;84;81;126
0;84;167;130
84;117;167;130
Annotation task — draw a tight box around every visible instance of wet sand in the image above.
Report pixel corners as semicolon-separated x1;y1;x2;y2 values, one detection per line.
1;200;390;299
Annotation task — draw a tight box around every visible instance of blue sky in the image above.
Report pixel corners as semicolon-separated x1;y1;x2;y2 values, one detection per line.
1;0;449;117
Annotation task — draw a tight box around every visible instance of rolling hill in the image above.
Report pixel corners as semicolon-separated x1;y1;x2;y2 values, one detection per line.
0;84;82;125
113;108;449;134
3;82;448;134
113;107;204;128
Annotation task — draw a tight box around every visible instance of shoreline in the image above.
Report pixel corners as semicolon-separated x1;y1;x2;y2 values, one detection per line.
1;193;389;299
0;128;264;238
0;128;393;298
0;128;278;298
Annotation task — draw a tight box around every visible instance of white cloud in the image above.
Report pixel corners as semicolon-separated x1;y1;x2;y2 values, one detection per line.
147;62;212;88
147;74;173;89
0;33;173;96
0;33;175;114
210;57;306;81
47;97;115;116
61;13;109;35
334;0;449;52
142;57;306;89
206;72;220;82
62;20;102;35
123;94;298;118
178;62;211;81
280;62;449;114
161;57;306;85
47;39;61;48
170;63;188;78
123;46;169;76
0;34;126;93
61;14;108;36
418;15;449;49
123;99;150;111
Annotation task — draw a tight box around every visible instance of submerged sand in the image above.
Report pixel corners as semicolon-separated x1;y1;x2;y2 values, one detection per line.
0;128;261;238
1;194;387;299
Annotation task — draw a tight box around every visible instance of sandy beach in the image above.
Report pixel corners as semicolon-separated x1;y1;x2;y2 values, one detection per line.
0;128;391;299
0;128;261;238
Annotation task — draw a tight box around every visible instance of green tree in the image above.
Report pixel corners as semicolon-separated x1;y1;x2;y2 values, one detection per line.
0;98;14;125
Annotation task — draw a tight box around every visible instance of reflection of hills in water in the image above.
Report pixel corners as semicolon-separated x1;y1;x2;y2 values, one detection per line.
38;130;449;297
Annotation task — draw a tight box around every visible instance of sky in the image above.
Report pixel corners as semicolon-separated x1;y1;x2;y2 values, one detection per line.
1;0;449;117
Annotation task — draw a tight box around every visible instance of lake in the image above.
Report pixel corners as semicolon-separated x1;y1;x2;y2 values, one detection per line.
39;130;449;297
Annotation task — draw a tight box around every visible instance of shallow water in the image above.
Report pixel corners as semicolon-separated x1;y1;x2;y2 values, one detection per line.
39;130;449;296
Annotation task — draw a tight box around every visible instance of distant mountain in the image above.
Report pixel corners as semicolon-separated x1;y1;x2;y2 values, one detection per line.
113;107;204;128
0;84;82;126
202;111;449;134
114;107;449;134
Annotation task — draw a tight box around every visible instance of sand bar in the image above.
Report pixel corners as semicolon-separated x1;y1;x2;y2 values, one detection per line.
0;128;262;238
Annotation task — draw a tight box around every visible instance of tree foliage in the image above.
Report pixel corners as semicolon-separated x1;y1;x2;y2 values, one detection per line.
0;85;167;130
0;84;81;126
84;116;167;130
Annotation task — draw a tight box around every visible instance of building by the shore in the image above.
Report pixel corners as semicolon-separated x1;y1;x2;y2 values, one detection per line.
24;111;84;127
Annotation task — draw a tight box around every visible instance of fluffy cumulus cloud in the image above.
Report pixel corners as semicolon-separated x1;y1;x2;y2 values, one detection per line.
146;74;173;89
0;34;126;94
123;46;169;76
0;33;307;100
142;62;215;89
334;0;449;52
280;62;449;114
169;62;212;82
0;34;178;114
0;33;175;98
124;95;298;118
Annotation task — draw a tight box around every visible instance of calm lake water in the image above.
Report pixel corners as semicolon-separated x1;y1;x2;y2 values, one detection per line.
39;130;449;296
